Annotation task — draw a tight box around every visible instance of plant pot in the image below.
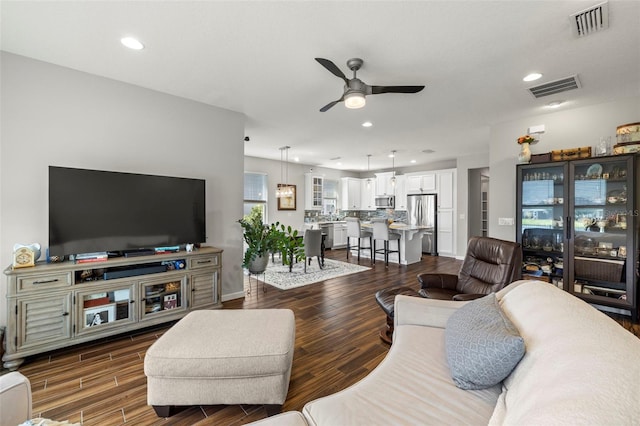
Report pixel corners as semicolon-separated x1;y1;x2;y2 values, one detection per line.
248;253;270;274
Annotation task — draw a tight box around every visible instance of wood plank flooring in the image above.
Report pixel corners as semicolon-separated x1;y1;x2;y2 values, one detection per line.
5;250;639;425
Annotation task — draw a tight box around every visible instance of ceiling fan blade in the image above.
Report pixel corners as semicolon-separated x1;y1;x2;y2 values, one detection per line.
371;85;425;95
315;58;348;83
319;97;343;112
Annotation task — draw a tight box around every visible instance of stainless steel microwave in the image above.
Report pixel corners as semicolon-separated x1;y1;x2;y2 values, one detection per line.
375;195;395;209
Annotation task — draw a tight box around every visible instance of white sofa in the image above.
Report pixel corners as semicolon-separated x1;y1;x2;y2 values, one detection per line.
258;280;640;425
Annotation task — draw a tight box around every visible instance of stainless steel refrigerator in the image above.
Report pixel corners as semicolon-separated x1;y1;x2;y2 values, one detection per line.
407;193;438;255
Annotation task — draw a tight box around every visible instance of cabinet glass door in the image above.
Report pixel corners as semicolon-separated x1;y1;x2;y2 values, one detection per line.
517;163;567;288
570;157;632;307
76;284;135;334
140;276;187;320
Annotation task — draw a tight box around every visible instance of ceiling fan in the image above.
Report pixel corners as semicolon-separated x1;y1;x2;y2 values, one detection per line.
315;57;425;112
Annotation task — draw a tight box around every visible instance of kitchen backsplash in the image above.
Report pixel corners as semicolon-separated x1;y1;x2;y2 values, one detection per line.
304;210;408;223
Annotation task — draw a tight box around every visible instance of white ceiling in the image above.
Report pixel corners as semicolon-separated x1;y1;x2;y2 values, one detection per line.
2;1;639;171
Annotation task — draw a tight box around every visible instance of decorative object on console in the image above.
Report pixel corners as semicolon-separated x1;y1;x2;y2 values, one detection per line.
12;243;40;269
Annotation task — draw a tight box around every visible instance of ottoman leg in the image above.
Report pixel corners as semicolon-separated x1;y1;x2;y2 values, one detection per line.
265;404;283;417
152;405;173;417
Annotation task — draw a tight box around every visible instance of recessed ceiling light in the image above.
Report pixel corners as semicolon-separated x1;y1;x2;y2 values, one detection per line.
388;153;395;158
121;37;144;50
294;157;300;162
546;100;565;108
362;121;373;127
337;162;342;166
523;72;543;82
410;159;416;164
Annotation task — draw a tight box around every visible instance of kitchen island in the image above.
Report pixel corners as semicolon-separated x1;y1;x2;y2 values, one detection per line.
359;222;433;265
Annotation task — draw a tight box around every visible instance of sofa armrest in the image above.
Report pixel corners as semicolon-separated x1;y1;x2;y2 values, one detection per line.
417;273;459;290
0;371;32;426
394;295;468;329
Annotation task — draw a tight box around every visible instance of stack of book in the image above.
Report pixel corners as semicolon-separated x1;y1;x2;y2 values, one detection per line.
75;252;108;264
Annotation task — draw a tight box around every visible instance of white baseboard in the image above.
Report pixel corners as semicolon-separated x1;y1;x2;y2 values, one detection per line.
222;291;245;302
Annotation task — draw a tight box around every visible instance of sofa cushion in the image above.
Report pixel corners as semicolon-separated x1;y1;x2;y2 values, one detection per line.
445;293;525;390
303;324;501;425
492;280;640;425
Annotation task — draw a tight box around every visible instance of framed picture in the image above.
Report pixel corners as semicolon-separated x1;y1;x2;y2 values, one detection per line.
84;303;116;328
277;184;296;210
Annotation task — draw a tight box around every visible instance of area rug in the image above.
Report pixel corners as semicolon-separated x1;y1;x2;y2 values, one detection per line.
256;258;370;290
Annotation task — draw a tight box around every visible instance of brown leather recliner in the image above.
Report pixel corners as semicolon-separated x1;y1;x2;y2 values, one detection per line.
375;236;522;344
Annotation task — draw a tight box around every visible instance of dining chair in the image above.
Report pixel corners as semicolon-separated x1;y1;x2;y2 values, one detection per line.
304;229;324;272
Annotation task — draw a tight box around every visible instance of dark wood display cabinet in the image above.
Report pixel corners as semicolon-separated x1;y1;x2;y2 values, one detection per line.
517;154;638;322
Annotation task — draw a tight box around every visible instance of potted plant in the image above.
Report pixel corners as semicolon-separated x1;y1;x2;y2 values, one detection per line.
238;206;305;273
238;207;282;274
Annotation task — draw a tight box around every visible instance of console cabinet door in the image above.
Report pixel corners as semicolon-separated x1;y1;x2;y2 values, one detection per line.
190;271;219;309
15;293;72;351
139;275;187;321
75;283;136;336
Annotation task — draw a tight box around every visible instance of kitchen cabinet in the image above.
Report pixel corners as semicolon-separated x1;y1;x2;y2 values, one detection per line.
436;169;456;257
341;177;361;210
305;174;323;210
406;173;436;194
395;175;407;210
375;172;395;196
516;155;638;322
360;178;376;210
333;222;348;248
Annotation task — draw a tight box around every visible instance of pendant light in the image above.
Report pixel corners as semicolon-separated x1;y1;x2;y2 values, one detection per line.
276;146;294;198
390;150;397;187
366;154;372;188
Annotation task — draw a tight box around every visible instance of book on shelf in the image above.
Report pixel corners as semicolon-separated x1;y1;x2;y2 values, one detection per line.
83;296;110;308
75;251;109;259
76;256;108;264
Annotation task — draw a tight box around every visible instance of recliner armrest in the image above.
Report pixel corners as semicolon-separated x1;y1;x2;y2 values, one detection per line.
0;371;32;426
417;273;459;290
452;293;486;301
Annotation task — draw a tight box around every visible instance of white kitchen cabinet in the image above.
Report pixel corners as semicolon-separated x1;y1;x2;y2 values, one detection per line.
333;222;348;248
305;174;323;210
340;177;361;210
435;169;456;257
406;173;436;194
394;175;407;210
375;172;395;196
360;178;376;210
436;170;455;209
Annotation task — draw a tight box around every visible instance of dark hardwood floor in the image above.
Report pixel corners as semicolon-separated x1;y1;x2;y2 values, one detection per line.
6;249;639;425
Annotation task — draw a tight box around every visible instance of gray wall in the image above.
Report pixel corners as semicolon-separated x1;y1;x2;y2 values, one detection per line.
489;96;640;242
0;53;246;327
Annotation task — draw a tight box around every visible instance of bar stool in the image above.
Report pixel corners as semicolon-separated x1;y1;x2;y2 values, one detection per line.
372;219;401;268
346;217;373;263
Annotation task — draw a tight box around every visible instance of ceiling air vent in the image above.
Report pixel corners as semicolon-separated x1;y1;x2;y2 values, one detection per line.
528;75;581;98
570;2;609;37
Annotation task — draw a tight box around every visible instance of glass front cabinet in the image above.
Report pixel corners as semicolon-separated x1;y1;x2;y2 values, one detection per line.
517;154;638;322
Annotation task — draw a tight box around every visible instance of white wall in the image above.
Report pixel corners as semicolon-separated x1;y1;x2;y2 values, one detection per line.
243;156;358;230
489;96;640;242
0;53;246;327
456;154;490;257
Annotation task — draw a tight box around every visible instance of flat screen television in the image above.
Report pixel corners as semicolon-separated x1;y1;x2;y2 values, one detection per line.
49;166;206;257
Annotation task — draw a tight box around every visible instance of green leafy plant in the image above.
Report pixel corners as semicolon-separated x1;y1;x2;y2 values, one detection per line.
238;206;304;268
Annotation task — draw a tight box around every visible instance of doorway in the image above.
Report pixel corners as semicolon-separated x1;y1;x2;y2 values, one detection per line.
468;168;490;238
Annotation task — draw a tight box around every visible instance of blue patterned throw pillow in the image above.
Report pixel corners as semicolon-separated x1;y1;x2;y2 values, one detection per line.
445;293;525;390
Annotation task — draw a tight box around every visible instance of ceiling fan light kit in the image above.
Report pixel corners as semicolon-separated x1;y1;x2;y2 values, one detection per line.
344;92;366;109
315;57;425;112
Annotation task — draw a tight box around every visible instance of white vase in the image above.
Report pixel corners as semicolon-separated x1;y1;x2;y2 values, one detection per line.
518;142;531;164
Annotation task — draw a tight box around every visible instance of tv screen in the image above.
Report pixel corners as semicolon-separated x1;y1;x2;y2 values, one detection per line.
49;166;206;256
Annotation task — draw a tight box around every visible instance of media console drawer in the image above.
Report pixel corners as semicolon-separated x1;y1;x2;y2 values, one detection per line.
17;272;73;293
189;254;220;270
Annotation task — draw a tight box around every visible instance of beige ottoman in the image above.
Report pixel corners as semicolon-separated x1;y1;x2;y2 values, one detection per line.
144;309;295;417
